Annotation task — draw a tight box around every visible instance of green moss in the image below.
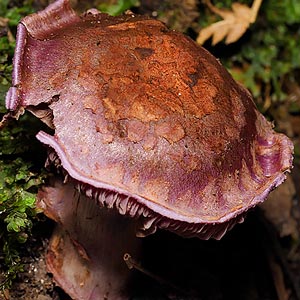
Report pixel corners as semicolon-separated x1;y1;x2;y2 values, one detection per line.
98;0;139;16
0;0;45;290
0;134;46;289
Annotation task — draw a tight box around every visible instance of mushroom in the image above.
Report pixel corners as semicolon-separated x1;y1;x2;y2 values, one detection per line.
37;179;141;300
5;0;293;299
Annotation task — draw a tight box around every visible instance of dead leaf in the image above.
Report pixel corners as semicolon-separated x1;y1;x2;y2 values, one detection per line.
197;0;262;45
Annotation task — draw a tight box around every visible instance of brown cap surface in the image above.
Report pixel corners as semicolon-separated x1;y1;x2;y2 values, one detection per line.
6;0;294;239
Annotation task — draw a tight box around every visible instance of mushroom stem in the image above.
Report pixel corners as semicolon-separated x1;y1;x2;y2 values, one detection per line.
37;180;141;300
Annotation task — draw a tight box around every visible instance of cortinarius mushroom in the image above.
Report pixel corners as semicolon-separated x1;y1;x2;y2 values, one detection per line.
6;0;293;299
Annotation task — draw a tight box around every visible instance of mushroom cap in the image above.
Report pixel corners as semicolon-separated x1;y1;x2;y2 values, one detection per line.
6;0;293;239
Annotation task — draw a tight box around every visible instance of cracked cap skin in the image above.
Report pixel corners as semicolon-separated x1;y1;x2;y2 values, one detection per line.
6;0;294;239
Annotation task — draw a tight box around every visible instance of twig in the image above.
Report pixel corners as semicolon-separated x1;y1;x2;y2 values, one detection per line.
123;253;194;297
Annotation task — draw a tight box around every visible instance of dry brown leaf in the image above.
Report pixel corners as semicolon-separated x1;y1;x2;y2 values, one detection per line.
197;0;261;45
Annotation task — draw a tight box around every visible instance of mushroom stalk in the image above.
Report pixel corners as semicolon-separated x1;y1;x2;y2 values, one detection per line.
38;180;141;300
